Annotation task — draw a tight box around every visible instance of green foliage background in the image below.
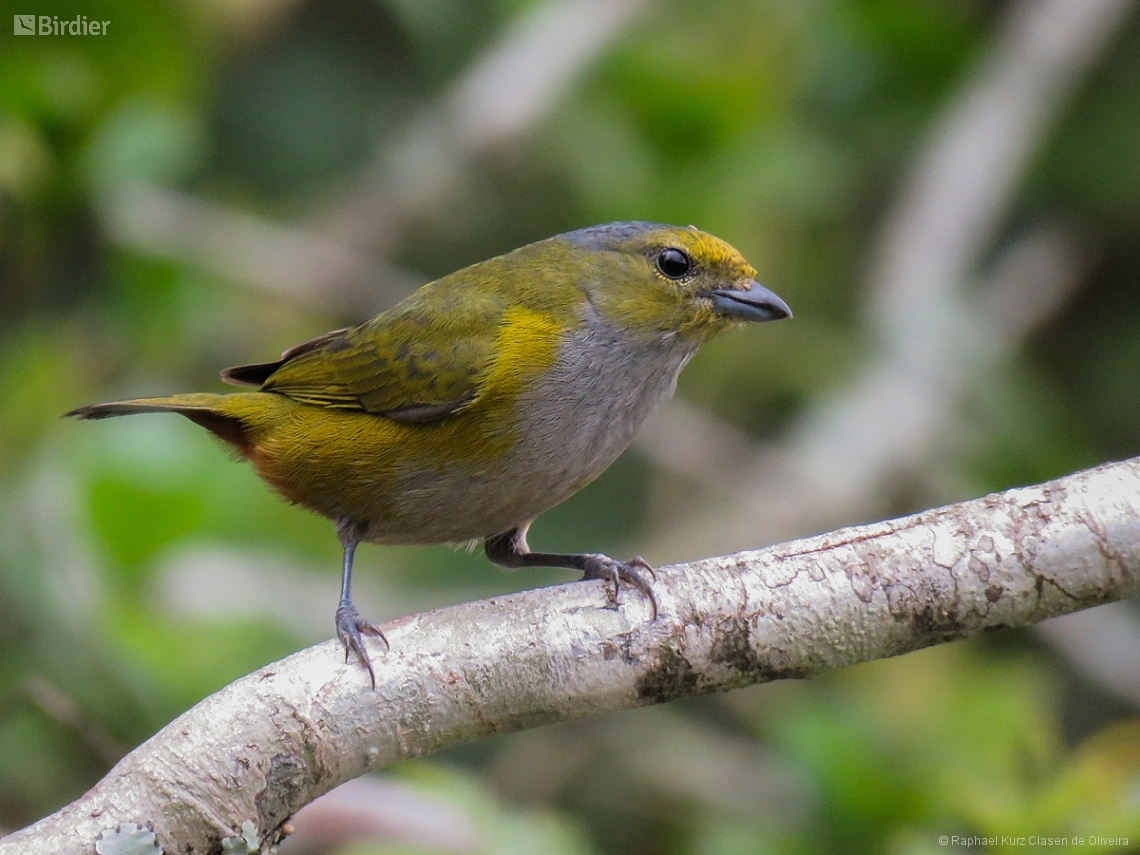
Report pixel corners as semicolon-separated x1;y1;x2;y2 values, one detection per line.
1;0;1139;853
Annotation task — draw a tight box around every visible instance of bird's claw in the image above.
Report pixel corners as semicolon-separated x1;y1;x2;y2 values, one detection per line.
335;603;389;689
580;554;658;620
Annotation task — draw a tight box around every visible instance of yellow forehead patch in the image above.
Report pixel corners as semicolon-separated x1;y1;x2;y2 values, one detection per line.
644;225;757;281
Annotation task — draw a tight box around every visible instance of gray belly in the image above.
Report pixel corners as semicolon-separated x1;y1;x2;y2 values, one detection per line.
363;314;698;544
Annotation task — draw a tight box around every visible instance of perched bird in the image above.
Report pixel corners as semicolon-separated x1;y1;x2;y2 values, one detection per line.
68;222;790;684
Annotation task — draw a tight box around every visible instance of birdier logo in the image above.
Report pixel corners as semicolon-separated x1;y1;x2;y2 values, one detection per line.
13;14;110;35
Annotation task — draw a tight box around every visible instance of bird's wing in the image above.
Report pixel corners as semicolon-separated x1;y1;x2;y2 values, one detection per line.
220;328;349;388
223;304;501;422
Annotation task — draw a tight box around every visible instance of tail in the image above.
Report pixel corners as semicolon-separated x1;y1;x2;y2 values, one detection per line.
66;393;255;456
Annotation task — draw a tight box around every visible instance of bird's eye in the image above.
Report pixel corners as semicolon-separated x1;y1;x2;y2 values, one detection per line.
656;247;691;279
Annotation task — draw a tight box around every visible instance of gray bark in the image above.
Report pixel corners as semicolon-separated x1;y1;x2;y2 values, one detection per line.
4;457;1139;855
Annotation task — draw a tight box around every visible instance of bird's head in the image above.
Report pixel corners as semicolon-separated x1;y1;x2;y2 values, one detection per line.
559;221;791;341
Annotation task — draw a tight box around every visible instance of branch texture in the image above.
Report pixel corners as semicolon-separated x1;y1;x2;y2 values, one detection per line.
5;458;1139;855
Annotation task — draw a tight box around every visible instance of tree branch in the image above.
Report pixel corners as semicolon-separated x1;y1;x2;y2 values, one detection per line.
4;457;1139;855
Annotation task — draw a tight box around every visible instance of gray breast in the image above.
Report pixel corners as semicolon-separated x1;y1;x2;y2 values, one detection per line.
468;303;697;533
370;304;698;544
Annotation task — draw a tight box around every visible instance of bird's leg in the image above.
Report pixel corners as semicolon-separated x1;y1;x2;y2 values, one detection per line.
334;526;388;688
485;525;657;619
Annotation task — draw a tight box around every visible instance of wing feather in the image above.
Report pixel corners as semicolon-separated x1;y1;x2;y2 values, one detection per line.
226;302;496;421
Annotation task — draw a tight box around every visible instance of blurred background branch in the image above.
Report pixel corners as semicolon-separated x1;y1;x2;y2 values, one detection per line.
643;0;1132;556
313;0;651;256
95;0;649;315
99;182;420;312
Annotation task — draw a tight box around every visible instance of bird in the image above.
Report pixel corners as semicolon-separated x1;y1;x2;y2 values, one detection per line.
67;221;791;685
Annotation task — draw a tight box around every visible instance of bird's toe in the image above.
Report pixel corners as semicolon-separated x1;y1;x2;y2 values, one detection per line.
580;554;658;620
335;603;389;688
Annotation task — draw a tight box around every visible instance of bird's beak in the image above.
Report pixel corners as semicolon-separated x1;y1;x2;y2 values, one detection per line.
703;280;792;323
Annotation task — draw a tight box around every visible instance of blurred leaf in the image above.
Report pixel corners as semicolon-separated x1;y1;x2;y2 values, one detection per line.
81;98;204;194
0;115;52;198
104;599;298;715
387;763;599;855
89;477;205;575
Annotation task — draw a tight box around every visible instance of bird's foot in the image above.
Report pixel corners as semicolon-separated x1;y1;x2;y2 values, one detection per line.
580;554;658;620
335;602;389;689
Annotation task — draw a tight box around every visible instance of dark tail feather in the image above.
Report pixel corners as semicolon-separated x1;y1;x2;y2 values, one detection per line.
65;397;253;456
221;326;349;387
66;401;174;420
220;361;281;387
